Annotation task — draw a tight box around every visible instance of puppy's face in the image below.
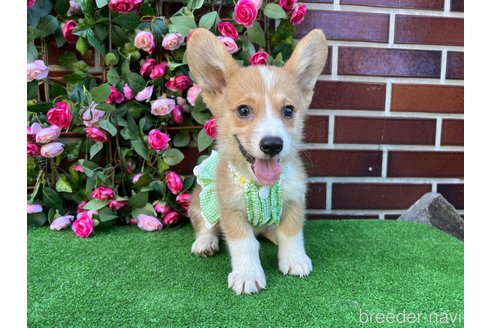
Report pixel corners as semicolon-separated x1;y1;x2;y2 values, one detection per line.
187;29;328;185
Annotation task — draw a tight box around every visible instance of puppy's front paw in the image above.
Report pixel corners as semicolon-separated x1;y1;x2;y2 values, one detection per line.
279;253;312;277
228;266;266;295
192;234;219;257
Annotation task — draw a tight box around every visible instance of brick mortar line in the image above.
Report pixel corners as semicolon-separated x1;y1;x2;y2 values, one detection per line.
382;147;388;178
435;115;443;147
384;82;392;114
388;13;395;46
441;50;448;80
432;183;438;192
318;75;464;86
307;177;464;183
331;45;339;77
305;3;464;18
326;181;332;210
295;39;465;52
328;113;335;145
444;0;451;12
301;143;464;151
307;109;464;119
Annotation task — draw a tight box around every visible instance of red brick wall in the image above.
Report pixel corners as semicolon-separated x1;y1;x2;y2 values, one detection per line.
298;0;464;219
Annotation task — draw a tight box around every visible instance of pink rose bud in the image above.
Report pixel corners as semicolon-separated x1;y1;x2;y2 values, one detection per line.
204;117;218;138
126;159;135;174
166;171;183;195
123;83;133;100
217;36;239;54
137;214;163;231
50;215;74;231
73;163;84;172
140;58;157;77
67;0;80;17
162;32;185;51
279;0;297;12
134;31;155;53
129;217;138;225
135;85;153;102
85;127;109;142
40;142;64;158
147;129;170;151
251;0;262;9
176;193;191;212
91;186;114;201
81;106;105;127
27;0;36;8
105;86;125;104
27;60;49;82
217;22;239;40
77;209;97;219
249;51;269;65
290;4;307;25
72;213;94;238
186;84;202;106
109;0;136;13
47;101;71;129
36;126;61;144
154;201;170;215
27;143;41;157
62;20;79;44
132;173;144;184
151;98;175;116
165;75;191;92
164;211;180;225
172;106;184;124
176;96;189;112
27;122;42;141
27;203;43;214
109;199;127;211
77;201;88;213
150;62;167;80
234;0;258;29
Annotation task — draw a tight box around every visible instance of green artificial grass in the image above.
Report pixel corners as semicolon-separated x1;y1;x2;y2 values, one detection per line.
28;220;463;327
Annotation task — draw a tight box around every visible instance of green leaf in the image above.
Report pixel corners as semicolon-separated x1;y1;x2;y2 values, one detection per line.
131;139;149;161
163;148;185;166
86;29;106;55
59;52;78;69
27;42;38;62
129;192;149;209
150;19;168;36
50;83;67;99
139;2;154;16
131;203;157;219
170;16;197;36
197;128;214;152
182;176;196;192
198;11;218;29
113;13;141;30
173;131;191;147
99;119;117;136
187;0;204;11
133;174;152;189
98;207;119;222
264;3;288;19
125;72;146;93
95;103;116;113
90;142;104;159
150;181;166;195
84;199;110;210
156;156;169;174
27;81;39;100
78;159;100;177
96;0;109;8
28;0;53;27
38;15;59;38
28;102;53;113
56;176;72;193
91;83;111;103
191;111;211;124
107;67;120;86
111;24;127;47
28;212;47;227
55;0;70;15
247;21;266;47
42;187;63;210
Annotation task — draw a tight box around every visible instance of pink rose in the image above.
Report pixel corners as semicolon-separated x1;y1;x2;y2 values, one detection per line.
27;60;49;82
234;0;258;29
109;0;135;13
147;129;170;151
81;106;105;127
62;20;79;44
164;211;180;225
154;201;170;215
72;213;93;238
85;127;108;142
250;51;269;65
77;209;97;219
137;214;163;231
50;215;74;231
91;186;114;200
129;217;138;225
251;0;262;9
132;173;143;184
27;123;42;141
73;163;84;172
279;0;296;12
162;32;185;51
290;4;307;25
172;106;184;124
151;98;175;116
126;159;134;174
176;193;191;212
47;101;71;129
186;84;201;106
27;143;41;157
77;201;88;213
123;83;133;100
27;0;36;8
36;126;61;144
150;62;167;80
67;0;80;16
204;117;218;138
218;22;239;40
166;171;183;195
135;86;153;102
165;75;191;92
109;199;127;211
134;31;155;53
176;96;189;112
41;142;64;158
105;86;125;104
140;58;157;77
217;36;239;54
27;203;43;214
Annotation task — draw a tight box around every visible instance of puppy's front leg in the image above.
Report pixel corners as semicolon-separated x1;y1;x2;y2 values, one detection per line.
277;202;312;277
221;209;266;295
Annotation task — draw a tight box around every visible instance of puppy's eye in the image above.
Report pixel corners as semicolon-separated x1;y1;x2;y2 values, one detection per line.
237;105;251;118
282;105;294;118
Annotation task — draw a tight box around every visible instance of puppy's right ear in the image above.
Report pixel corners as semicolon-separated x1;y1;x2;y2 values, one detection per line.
186;28;239;96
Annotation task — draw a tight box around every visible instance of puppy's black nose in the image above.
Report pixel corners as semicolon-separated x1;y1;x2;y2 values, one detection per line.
260;137;283;156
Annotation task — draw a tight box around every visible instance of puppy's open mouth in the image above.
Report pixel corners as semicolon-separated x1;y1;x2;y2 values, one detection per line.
234;136;281;186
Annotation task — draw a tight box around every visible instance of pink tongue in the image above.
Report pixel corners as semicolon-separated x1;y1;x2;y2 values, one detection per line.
253;159;281;186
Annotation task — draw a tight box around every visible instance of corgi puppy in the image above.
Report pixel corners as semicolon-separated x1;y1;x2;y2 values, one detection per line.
186;28;328;295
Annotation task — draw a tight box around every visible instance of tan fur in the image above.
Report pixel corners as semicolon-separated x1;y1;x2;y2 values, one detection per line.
187;28;328;294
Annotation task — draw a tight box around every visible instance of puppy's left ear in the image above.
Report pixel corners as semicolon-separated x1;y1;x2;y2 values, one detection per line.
284;29;328;92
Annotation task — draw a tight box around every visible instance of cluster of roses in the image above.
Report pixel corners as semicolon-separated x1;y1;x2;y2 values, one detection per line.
234;0;307;28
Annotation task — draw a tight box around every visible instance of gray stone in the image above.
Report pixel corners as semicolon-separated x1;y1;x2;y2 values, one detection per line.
398;192;464;240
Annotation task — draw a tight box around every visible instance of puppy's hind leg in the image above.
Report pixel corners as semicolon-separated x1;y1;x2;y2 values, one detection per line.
189;186;220;257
